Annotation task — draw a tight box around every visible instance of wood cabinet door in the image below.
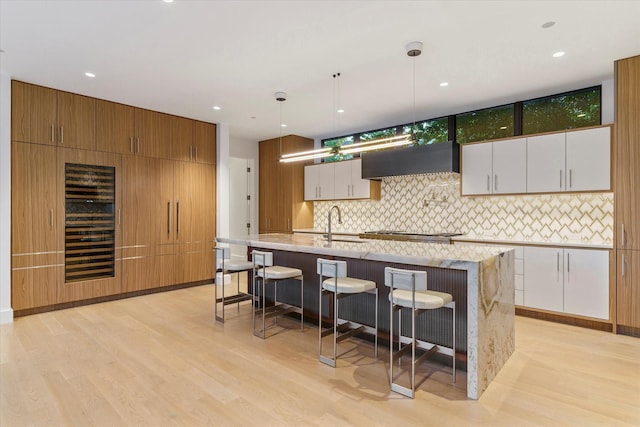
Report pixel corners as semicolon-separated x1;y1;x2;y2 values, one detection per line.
193;121;216;164
523;246;564;312
492;138;526;194
27;83;58;145
11;142;58;255
171;116;194;162
11;80;33;143
259;139;279;232
565;127;611;192
57;91;96;150
617;250;640;328
615;56;640;251
526;133;566;193
96;100;135;154
461;142;492;195
135;109;172;159
563;248;609;320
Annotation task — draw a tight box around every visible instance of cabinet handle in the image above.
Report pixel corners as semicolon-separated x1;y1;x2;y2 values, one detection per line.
136;137;140;153
559;170;563;189
117;209;121;225
195;146;198;161
622;253;626;277
51;125;55;143
319;187;322;198
50;208;54;228
287;218;290;231
59;126;64;144
566;252;570;281
621;224;626;247
190;145;193;161
556;252;560;281
177;201;181;235
130;136;134;153
487;175;490;192
494;174;498;191
167;201;172;234
569;169;573;188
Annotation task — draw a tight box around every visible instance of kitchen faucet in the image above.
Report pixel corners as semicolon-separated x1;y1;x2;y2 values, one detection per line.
327;205;342;242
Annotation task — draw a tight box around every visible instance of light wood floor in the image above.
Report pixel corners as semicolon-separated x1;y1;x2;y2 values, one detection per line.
1;284;639;426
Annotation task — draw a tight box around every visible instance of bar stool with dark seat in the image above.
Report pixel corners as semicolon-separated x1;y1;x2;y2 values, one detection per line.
252;250;304;339
385;266;455;398
318;258;378;367
214;247;254;323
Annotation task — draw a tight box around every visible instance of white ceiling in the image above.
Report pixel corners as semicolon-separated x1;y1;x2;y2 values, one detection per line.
2;0;640;144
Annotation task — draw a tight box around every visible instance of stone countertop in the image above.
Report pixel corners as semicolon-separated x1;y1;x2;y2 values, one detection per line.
452;235;613;250
292;228;361;237
218;233;513;269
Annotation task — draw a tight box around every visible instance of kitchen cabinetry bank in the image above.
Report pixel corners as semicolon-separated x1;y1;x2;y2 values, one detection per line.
217;233;515;399
304;158;381;201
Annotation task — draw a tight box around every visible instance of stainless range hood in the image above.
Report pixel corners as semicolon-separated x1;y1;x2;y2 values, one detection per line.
361;141;460;179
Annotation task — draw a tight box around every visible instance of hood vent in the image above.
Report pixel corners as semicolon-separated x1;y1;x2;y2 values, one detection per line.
361;141;460;179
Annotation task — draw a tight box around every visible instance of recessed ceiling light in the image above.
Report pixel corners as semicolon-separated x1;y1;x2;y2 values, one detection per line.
163;0;174;3
84;72;95;78
439;82;449;87
337;109;345;114
281;124;287;128
542;21;555;29
213;106;221;110
552;51;565;58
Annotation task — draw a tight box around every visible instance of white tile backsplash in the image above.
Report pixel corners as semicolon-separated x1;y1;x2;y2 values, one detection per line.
313;173;613;246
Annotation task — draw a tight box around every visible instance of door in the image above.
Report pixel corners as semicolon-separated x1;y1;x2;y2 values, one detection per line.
259;139;279;232
135;109;173;159
57;91;96;150
524;246;563;312
565;127;611;192
171;116;194;162
304;163;321;201
349;158;371;199
461;142;492;195
563;248;609;319
333;161;351;199
492;138;526;194
25;82;58;145
96;100;135;154
193;121;216;165
526;133;566;193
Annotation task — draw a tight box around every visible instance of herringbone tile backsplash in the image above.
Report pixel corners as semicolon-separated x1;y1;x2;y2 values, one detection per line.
313;173;613;245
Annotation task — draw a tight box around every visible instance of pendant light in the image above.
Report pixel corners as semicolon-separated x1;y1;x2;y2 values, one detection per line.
407;41;422;144
275;91;286;155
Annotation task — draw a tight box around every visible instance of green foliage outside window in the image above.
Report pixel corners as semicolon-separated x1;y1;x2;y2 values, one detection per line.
402;117;449;145
456;104;514;144
359;127;397;141
522;87;600;135
323;135;354;162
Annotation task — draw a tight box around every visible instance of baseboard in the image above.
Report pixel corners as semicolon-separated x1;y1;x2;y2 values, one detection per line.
0;307;14;324
616;325;640;338
515;307;613;332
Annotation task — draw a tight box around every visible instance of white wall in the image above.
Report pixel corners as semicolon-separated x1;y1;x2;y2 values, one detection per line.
601;78;614;124
0;70;13;323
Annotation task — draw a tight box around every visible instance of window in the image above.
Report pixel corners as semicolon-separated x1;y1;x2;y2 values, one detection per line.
323;135;354;162
456;104;514;144
402;117;449;145
359;127;397;142
522;87;601;135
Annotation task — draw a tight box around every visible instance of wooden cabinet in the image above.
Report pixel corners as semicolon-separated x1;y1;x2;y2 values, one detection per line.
461;137;526;195
305;158;380;201
11;142;61;310
524;246;609;320
11;81;96;150
193;121;216;164
527;127;610;193
96;100;135;154
615;55;640;333
259;135;314;233
136;109;173;159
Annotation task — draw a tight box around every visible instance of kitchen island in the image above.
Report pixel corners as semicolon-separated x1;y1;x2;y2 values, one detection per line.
217;233;515;399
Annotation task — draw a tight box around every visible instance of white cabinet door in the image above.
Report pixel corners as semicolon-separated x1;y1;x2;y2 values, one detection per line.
527;133;566;193
563;248;609;319
524;246;564;312
317;163;335;200
461;143;493;195
349;158;371;199
333;160;351;199
304;164;320;201
493;137;527;194
566;127;611;192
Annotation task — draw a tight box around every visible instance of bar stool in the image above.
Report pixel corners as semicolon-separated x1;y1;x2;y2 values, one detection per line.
252;250;304;339
318;258;378;367
385;267;455;398
214;247;254;323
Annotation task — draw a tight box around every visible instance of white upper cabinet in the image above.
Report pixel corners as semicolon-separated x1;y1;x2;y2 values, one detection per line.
461;138;526;195
526;132;566;193
492;138;527;194
304;159;376;201
461;142;493;195
565;127;611;192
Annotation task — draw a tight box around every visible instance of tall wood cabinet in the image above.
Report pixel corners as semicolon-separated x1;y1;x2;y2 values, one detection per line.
615;55;640;334
11;80;217;313
259;135;314;233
